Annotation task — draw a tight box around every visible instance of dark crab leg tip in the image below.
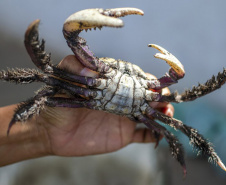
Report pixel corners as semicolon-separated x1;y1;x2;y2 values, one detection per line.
6;119;15;136
148;44;153;47
153;131;161;149
63;8;144;32
154;140;159;149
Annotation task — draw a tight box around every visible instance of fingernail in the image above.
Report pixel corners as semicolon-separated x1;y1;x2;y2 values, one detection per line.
166;108;174;117
80;68;98;77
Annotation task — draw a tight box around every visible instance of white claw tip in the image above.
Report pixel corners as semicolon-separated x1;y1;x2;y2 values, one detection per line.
217;159;226;172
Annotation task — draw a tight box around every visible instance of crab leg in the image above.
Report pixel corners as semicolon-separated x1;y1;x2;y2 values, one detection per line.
46;97;97;109
0;68;45;84
135;113;186;175
7;86;58;135
7;89;98;135
24;19;88;80
144;105;226;172
45;77;101;98
0;68;106;102
0;67;107;91
63;8;144;73
24;20;53;73
147;44;185;90
161;68;226;103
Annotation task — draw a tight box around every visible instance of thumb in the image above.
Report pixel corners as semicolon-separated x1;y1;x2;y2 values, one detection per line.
58;55;98;77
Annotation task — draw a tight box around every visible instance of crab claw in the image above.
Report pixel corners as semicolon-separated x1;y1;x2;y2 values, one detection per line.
63;7;144;32
62;8;144;73
148;44;185;79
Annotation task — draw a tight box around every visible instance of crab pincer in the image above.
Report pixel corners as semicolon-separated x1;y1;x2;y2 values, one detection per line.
149;44;185;78
63;8;144;31
63;8;144;73
147;44;185;91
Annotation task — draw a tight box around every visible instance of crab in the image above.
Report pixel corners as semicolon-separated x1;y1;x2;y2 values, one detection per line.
1;7;226;175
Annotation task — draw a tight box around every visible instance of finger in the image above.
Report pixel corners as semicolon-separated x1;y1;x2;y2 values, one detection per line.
153;86;174;117
131;128;163;143
146;73;174;117
150;100;174;118
152;87;171;107
158;103;174;117
58;55;98;77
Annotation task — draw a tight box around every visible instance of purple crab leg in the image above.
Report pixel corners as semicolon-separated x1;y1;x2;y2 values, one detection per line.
44;77;100;98
63;8;144;73
0;67;102;100
144;105;226;172
46;97;97;109
52;67;100;86
135;113;187;176
0;68;102;92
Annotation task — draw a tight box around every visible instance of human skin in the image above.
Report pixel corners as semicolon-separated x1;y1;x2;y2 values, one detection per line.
0;55;174;166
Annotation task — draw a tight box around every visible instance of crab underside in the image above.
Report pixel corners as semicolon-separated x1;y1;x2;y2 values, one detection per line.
1;7;226;175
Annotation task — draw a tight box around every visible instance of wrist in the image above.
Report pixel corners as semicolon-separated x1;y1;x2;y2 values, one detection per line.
0;105;51;166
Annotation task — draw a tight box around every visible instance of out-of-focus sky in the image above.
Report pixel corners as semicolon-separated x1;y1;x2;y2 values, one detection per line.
0;0;226;108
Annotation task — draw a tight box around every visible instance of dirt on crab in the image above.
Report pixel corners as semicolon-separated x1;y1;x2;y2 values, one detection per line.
0;7;226;176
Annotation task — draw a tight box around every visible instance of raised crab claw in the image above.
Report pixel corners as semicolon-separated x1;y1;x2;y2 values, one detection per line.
1;7;226;175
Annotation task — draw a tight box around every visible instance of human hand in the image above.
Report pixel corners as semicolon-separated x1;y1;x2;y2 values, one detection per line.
37;55;174;157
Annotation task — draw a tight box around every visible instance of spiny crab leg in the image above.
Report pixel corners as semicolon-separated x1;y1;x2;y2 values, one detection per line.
136;113;187;175
24;19;53;73
145;105;226;172
147;44;185;90
63;8;143;73
160;68;226;103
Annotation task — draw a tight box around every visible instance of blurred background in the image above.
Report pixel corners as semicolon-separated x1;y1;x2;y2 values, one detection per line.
0;0;226;184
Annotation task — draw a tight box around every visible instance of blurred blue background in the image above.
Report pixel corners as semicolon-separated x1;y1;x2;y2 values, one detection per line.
0;0;226;184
